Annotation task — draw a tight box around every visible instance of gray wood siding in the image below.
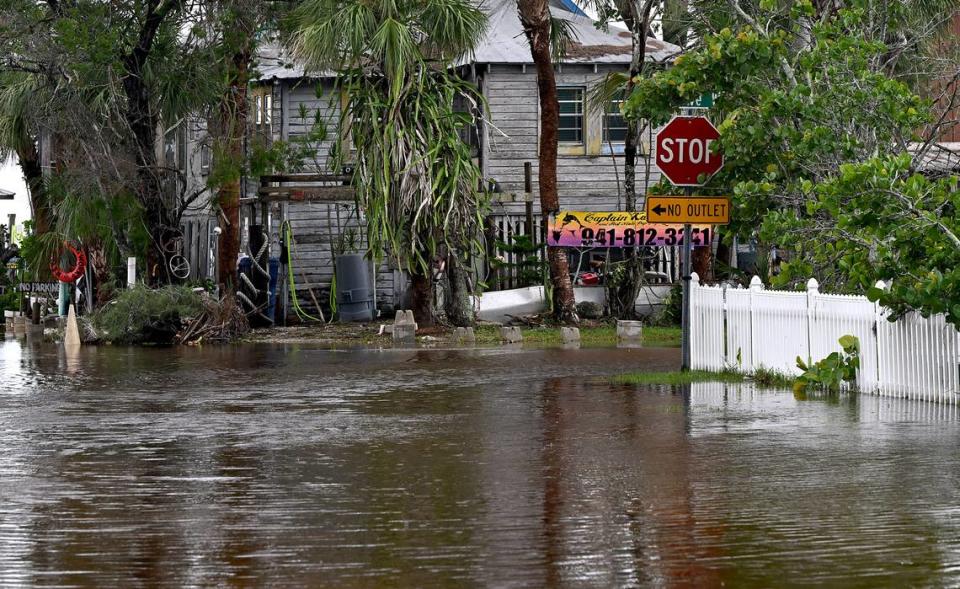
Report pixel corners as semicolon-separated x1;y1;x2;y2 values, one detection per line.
483;67;662;214
279;200;399;313
283;81;341;173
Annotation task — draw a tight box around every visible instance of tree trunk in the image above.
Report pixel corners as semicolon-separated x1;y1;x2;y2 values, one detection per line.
611;0;656;319
17;143;52;236
409;269;435;327
444;254;473;327
620;0;655;211
517;0;577;324
121;1;185;286
693;244;713;283
216;44;251;294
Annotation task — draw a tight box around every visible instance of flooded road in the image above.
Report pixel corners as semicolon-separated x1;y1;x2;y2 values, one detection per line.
2;337;960;587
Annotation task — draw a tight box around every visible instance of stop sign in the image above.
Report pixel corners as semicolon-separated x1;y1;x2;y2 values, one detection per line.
656;116;723;186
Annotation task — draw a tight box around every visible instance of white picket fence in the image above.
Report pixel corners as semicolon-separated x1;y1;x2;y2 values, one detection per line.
690;274;960;403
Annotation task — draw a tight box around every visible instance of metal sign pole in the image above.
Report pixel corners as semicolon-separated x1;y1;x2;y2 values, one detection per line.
681;187;693;372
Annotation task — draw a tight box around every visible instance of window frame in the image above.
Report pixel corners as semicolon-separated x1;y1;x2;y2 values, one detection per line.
603;96;628;145
556;86;585;145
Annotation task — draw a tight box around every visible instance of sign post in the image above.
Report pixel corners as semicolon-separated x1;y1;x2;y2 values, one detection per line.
655;116;724;371
681;189;693;372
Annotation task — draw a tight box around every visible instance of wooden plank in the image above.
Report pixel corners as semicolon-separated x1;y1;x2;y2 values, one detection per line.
259;173;349;183
488;103;539;114
258;186;355;202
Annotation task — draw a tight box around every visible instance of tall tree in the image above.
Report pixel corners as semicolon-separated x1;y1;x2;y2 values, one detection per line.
0;0;219;286
290;0;489;326
625;1;960;324
0;75;51;237
587;0;660;317
516;0;578;323
208;0;258;294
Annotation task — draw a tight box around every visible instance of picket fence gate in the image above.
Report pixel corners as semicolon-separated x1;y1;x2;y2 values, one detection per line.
690;274;960;403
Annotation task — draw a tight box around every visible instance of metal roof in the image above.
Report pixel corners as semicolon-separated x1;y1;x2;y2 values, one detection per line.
472;0;678;65
0;188;14;200
912;142;960;175
254;1;679;82
255;43;312;82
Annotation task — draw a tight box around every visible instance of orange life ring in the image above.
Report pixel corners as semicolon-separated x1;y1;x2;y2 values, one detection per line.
50;242;87;283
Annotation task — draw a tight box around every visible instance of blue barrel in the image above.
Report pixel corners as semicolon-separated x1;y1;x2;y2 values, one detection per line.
266;257;280;324
335;253;374;322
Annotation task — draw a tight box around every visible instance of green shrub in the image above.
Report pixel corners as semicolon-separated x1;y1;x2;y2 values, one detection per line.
649;282;682;327
0;288;19;319
92;285;203;344
576;301;604;319
794;335;860;393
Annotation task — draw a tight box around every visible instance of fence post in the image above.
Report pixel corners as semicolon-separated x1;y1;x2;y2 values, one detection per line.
127;257;137;288
689;272;700;369
874;280;887;395
748;276;763;373
806;278;819;368
523;162;534;242
721;282;728;368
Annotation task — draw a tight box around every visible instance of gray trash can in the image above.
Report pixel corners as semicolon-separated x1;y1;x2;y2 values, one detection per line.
335;253;375;322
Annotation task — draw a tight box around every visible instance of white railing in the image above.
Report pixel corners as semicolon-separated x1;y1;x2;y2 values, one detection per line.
690;274;960;403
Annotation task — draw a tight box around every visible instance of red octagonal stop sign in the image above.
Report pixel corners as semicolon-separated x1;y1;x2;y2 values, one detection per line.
656;116;723;186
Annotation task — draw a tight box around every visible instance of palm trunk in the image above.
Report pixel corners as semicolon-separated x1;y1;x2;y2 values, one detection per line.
216;46;251;294
693;246;713;283
409;269;435;327
444;254;474;327
517;0;577;323
17;143;52;236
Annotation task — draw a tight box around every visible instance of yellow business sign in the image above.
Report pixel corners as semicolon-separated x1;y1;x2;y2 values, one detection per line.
645;196;730;224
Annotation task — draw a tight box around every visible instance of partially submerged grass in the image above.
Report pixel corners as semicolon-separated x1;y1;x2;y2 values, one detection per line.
244;321;682;348
752;366;796;388
472;324;681;347
612;367;797;388
612;370;746;386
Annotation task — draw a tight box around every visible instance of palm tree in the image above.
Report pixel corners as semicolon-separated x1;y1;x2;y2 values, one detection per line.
516;0;578;323
0;79;47;240
289;0;489;326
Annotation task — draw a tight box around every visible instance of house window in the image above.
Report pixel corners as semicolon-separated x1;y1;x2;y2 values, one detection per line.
164;131;177;168
253;90;273;135
557;87;584;143
200;144;212;174
604;97;628;143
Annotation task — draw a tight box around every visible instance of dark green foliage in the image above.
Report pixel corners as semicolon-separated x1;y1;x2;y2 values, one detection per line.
651;282;682;326
92;286;203;345
0;289;19;319
623;2;959;325
493;235;546;288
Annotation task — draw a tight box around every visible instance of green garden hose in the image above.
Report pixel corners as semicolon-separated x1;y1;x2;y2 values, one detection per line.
281;220;325;323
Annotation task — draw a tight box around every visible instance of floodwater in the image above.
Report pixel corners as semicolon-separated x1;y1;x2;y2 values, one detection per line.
2;337;960;588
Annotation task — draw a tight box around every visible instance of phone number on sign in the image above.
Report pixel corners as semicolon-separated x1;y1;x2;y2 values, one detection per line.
558;225;712;248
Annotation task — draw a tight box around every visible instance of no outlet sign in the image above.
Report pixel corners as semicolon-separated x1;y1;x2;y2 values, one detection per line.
656;116;723;186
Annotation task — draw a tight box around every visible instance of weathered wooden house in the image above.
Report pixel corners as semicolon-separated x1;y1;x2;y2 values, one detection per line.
180;0;680;318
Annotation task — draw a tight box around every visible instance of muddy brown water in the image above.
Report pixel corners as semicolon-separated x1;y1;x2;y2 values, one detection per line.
2;337;960;587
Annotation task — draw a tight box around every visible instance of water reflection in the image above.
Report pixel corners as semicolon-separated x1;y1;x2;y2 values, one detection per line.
1;338;960;586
